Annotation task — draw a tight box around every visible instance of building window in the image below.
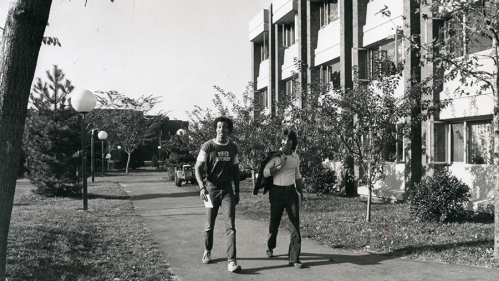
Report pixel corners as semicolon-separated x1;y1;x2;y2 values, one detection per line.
358;31;402;81
383;124;404;163
283;23;295;48
468;120;493;164
437;1;493;57
260;33;269;61
430;120;493;164
254;90;269;110
370;36;403;79
261;89;269;109
320;0;339;28
319;61;341;91
451;123;465;162
432;123;447;163
285;80;295;99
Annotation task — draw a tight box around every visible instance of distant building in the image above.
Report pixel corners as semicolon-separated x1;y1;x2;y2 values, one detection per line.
142;118;189;161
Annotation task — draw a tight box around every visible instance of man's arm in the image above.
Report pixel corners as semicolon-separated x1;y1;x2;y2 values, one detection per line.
295;178;304;195
263;157;283;178
194;160;205;188
233;164;240;193
195;160;207;201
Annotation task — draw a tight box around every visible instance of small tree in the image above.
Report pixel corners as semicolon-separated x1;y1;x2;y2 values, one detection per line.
23;65;80;196
90;91;165;173
320;72;406;221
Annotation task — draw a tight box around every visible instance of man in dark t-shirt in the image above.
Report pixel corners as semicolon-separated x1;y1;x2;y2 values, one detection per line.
194;116;241;273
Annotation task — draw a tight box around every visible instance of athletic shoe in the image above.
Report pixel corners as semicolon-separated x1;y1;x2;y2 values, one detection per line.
202;250;211;264
228;260;242;273
266;249;273;258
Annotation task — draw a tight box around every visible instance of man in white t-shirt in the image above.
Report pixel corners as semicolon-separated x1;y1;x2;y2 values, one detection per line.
263;128;304;269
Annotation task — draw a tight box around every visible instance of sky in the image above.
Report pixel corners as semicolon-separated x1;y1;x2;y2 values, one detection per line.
0;0;272;120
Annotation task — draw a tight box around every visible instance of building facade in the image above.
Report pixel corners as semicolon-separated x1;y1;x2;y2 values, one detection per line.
249;0;496;212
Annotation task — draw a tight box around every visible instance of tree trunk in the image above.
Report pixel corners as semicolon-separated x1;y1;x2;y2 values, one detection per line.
126;152;131;174
252;169;256;186
366;184;372;222
0;1;52;278
494;39;499;258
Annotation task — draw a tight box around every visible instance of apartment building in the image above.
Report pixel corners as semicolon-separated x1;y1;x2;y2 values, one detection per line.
249;0;496;212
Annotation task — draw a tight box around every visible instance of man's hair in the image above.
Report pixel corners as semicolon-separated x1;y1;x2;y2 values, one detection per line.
213;116;234;134
282;128;298;151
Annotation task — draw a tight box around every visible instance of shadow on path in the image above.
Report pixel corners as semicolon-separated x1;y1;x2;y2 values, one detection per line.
233;251;398;275
128;191;198;201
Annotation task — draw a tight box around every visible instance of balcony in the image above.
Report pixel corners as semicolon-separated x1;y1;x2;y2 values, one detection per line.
314;19;341;66
256;59;270;90
281;43;299;80
272;0;297;24
363;0;403;47
249;9;269;42
439;49;495;120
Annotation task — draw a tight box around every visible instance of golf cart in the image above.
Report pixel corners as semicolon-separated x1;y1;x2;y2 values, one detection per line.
175;164;196;187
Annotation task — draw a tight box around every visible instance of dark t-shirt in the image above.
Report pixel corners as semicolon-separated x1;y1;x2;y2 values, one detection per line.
198;139;239;185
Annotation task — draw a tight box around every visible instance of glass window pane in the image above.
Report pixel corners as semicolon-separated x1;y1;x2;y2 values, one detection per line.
329;0;339;22
468;34;493;54
331;61;340;88
383;124;397;162
358;49;369;80
433;124;446;162
451;123;464;162
468;120;493;164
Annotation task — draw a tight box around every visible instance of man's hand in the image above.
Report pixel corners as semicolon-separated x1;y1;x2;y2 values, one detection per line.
234;192;240;204
200;188;208;201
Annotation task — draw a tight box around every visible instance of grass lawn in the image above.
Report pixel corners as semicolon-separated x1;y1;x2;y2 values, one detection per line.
236;180;498;268
6;178;177;281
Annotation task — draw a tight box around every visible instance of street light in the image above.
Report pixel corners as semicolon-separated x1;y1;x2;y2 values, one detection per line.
98;131;108;176
91;129;96;183
71;89;96;211
177;128;186;136
158;145;161;160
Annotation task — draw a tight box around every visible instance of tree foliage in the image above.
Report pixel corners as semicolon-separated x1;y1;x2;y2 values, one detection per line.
161;133;197;168
89;91;165;173
23;65;80;196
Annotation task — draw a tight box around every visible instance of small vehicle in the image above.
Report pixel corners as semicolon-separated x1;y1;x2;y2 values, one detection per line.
175;164;196;187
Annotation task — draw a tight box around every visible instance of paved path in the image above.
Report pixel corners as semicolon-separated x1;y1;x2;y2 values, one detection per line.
109;173;499;281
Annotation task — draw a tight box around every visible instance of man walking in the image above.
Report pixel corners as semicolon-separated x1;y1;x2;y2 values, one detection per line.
194;116;242;273
263;128;304;268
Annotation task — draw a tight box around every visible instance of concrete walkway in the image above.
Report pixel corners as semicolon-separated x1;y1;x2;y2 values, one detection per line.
110;173;499;281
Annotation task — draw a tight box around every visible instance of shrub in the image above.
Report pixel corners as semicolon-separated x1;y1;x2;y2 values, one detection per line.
304;165;337;196
409;169;470;222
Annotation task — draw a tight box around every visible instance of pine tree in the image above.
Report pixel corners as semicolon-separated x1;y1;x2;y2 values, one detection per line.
23;65;81;196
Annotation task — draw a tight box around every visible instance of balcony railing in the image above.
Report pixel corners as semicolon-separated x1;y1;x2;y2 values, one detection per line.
363;0;403;47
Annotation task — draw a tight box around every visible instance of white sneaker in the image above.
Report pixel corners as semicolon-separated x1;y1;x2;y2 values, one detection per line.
228;260;242;273
202;250;211;264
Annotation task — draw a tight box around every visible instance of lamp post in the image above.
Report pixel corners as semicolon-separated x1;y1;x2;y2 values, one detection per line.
98;131;108;176
158;145;161;160
91;129;96;183
71;89;96;211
